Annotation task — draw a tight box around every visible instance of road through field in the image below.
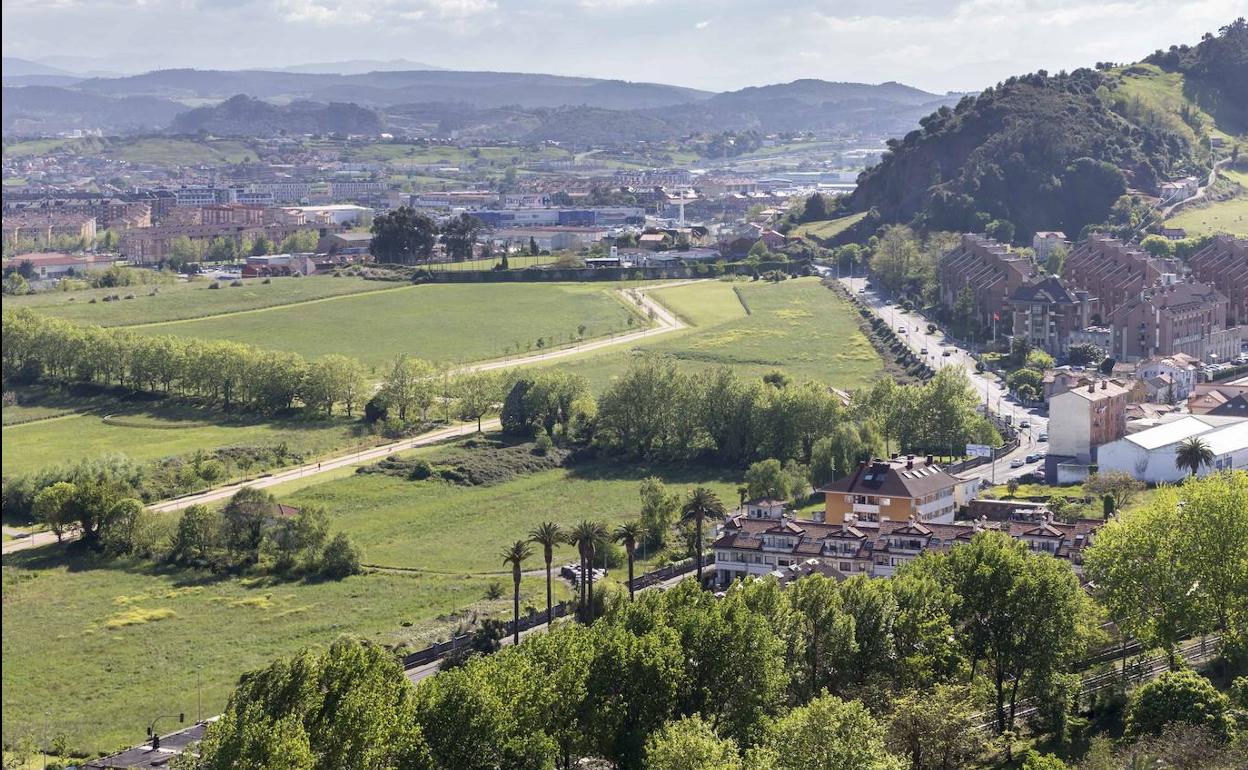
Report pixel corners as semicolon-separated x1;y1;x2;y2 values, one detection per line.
2;281;696;552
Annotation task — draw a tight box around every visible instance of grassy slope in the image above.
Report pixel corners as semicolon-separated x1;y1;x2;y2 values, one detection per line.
0;548;557;755
789;212;868;241
2;445;737;755
1;397;368;477
1113;63;1247;236
284;457;739;573
128;282;641;369
530;278;883;392
3;275;393;327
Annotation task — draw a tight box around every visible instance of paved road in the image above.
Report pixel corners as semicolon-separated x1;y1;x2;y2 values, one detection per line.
838;275;1047;486
3;281;696;555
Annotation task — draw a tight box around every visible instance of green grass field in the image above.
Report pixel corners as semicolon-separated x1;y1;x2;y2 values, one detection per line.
2;137;255;166
429;255;553;271
0;548;558;756
790;212;867;241
1165;194;1248;236
1;441;740;756
1;395;369;477
3;275;393;327
284;454;739;573
529;277;883;392
129;282;642;369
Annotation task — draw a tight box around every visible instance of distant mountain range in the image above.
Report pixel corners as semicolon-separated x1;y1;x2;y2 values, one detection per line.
0;66;957;142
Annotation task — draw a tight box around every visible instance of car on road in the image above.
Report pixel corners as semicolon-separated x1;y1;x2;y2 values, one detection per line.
1025;453;1041;463
1019;420;1031;429
1010;457;1025;468
1039;432;1048;442
898;326;907;333
920;348;929;355
942;349;952;356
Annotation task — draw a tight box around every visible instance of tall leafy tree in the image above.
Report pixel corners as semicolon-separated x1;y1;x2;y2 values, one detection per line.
441;214;484;261
369;206;437;265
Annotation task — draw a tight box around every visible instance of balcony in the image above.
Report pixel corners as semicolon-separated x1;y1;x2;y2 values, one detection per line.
852;503;881;515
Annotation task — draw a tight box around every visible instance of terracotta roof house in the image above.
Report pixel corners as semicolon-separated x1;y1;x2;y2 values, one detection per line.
819;455;963;526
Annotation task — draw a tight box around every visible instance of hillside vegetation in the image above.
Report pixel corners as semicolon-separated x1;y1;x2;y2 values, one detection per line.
848;19;1246;242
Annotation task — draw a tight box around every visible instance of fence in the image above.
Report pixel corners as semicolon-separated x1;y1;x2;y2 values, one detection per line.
400;554;715;670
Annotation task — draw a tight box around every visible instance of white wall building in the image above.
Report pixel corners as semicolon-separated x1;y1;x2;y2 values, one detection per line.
1097;415;1248;483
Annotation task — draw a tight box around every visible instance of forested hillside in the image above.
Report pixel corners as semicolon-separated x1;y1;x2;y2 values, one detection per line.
169;94;383;136
848;20;1246;242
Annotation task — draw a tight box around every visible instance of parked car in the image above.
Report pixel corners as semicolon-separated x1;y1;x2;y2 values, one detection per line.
1025;453;1040;463
942;349;952;357
1019;420;1031;429
898;326;907;333
1039;432;1048;442
1010;457;1025;468
920;348;929;355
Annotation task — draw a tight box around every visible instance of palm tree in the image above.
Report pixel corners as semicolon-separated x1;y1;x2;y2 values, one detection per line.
613;520;645;600
681;487;725;587
500;539;532;646
567;520;608;623
1175;436;1214;477
528;521;562;627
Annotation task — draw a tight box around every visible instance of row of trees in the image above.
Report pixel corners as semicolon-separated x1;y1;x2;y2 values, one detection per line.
370;207;485;264
4;308;370;415
190;528;1110;770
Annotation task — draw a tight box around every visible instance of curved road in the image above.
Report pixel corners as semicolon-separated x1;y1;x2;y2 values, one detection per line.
2;281;696;554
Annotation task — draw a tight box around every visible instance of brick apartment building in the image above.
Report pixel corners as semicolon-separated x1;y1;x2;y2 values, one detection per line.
938;233;1038;328
1107;280;1240;363
1187;236;1248;326
1;210;97;246
1061;234;1181;321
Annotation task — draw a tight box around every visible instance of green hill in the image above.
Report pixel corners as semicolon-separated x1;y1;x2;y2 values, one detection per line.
847;19;1246;243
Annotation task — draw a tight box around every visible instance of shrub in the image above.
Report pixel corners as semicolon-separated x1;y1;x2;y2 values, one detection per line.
533;429;554;456
1125;670;1231;740
229;280;244;287
208;281;221;290
320;532;361;579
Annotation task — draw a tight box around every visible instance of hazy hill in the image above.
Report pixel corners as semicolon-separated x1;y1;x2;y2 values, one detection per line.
273;59;443;75
169;95;383;136
1;85;186;134
847;21;1246;242
2;57;76;77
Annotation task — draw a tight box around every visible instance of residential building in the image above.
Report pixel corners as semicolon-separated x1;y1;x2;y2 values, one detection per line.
1006;276;1094;356
1188;383;1248;415
711;507;1101;586
1061;235;1179;321
1067;325;1113;356
1032;231;1068;262
820;456;964;526
1046;379;1128;482
292;204;370;226
1136;354;1199;403
2;210;97;246
1107;280;1240;364
1097;415;1248;483
1187;236;1248;326
938;233;1037;329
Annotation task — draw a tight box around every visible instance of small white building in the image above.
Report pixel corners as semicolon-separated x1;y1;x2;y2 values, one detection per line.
1137;354;1199;403
1096;415;1248;483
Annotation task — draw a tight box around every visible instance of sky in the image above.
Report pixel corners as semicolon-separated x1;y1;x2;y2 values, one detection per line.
2;0;1242;93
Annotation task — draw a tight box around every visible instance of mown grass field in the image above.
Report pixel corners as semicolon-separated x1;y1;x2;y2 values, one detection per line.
429;255;553;271
283;454;740;573
1165;194;1248;236
1;395;369;477
3;275;393;327
0;548;558;756
1;137;255;166
789;212;867;241
129;282;642;369
532;277;883;392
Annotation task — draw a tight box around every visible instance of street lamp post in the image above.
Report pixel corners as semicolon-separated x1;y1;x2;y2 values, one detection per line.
147;712;185;750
